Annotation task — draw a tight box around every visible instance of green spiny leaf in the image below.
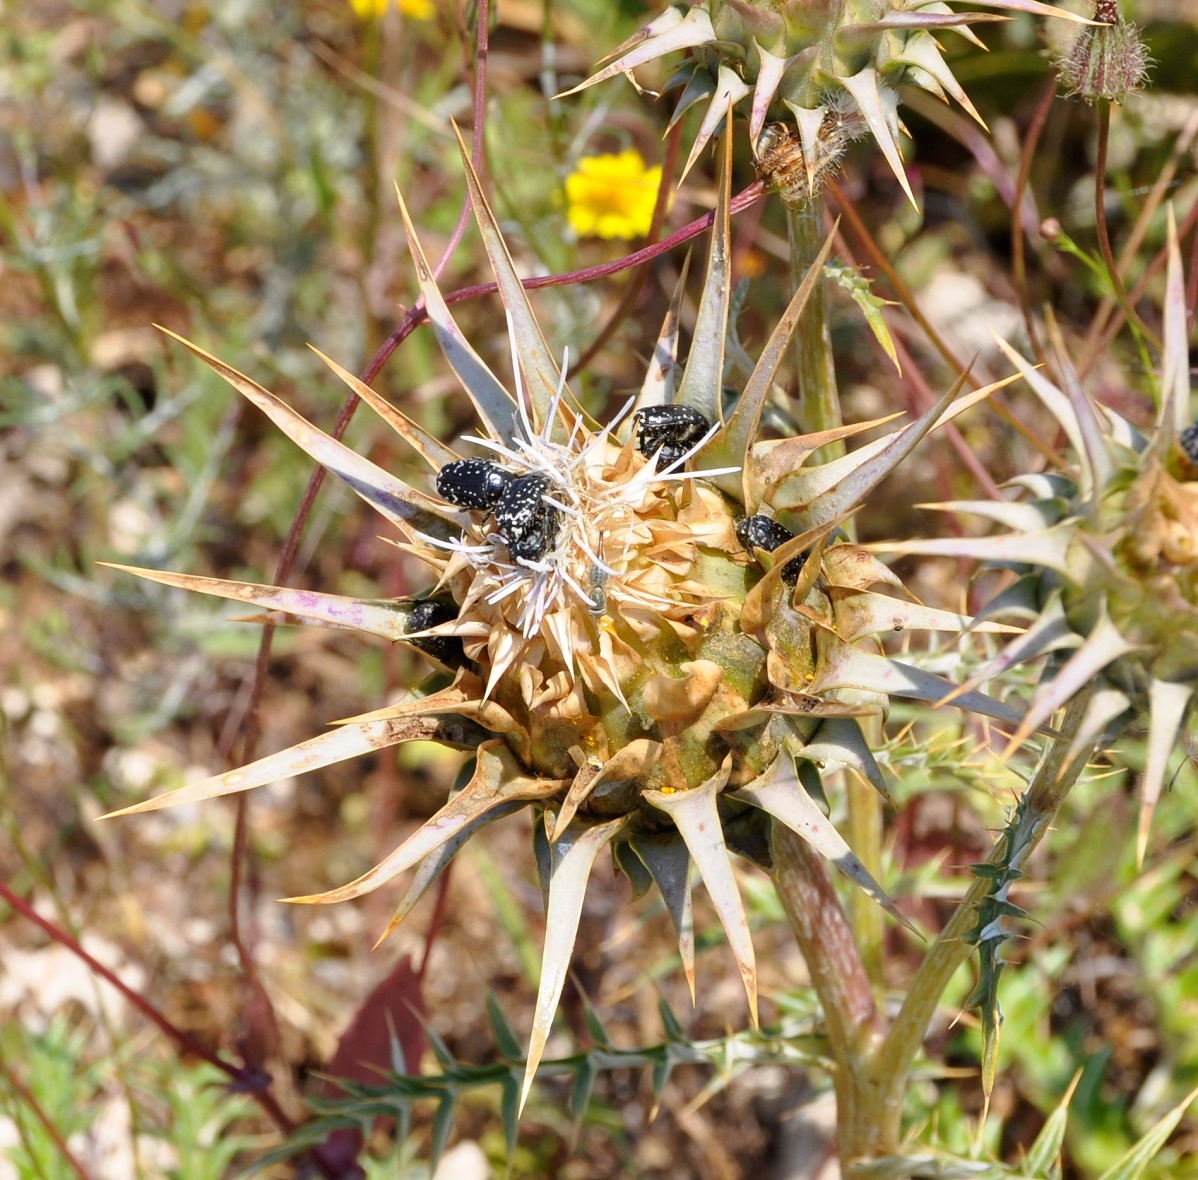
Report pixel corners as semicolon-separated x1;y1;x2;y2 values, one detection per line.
824;261;900;373
487;991;524;1062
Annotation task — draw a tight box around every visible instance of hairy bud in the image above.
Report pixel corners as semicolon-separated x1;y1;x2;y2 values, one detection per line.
1060;0;1150;104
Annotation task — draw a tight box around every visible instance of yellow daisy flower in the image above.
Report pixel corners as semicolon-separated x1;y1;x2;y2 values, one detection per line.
348;0;434;20
564;149;662;240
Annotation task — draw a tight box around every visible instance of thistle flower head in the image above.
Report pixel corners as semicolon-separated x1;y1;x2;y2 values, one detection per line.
868;209;1196;867
105;133;1029;1106
562;0;1094;205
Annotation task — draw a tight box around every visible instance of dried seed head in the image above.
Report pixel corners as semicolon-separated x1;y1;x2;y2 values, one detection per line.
1059;0;1150;104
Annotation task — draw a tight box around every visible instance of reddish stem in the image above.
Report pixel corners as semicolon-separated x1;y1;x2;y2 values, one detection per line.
1012;76;1058;369
0;881;293;1130
0;1053;94;1180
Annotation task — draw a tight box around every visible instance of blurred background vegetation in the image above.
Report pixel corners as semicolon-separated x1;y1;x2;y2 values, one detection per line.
1;0;1196;1175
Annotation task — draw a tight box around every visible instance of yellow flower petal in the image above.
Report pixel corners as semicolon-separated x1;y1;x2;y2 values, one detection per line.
349;0;434;20
564;149;662;241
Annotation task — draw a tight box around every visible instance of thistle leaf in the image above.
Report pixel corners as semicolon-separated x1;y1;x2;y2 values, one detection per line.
101;713;453;818
283;741;567;905
644;762;758;1027
309;346;459;471
1001;611;1143;757
1095;1083;1198;1180
555;6;715;97
1025;1070;1082;1177
862;521;1079;580
749;44;789;146
1137;678;1194;866
452;125;578;437
521;814;628;1112
631;832;696;1003
971;0;1093;20
838;68;915;207
704;220;838;499
733;754;918;936
676;122;732;427
1161;206;1188;438
916;497;1067;533
809;640;1028;729
936;597;1080;709
429;1095;458;1178
635;255;689;412
373;800;529;948
827;587;1022;644
100;564;416;643
157;328;462;539
550;739;661;842
681;68;751;181
486;991;524;1062
392;184;522;444
798;717;891;804
775;372;1019;523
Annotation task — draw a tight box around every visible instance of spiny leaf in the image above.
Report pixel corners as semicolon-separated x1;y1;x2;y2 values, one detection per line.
1137;678;1194;867
808;640;1028;729
680;68;750;181
838;67;915;207
521;814;628;1112
392;183;521;444
101;711;454;818
309;346;459;472
101;563;415;643
284;741;566;905
733;754;919;936
1025;1069;1082;1177
632;832;696;1003
644;762;758;1027
429;1095;458;1177
675;119;731;427
704;220;838;499
554;6;715;97
373;800;529;949
486;991;524;1062
1000;610;1142;758
824;261;900;373
156;328;461;540
452;124;580;438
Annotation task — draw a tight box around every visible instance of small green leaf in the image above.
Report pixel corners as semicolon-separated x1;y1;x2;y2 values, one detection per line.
486;991;524;1062
429;1094;458;1176
824;261;900;373
570;1060;597;1148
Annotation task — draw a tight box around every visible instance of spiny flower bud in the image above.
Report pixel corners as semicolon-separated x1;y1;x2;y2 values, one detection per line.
1060;0;1150;105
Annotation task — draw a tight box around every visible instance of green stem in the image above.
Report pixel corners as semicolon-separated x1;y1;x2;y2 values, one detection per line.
858;690;1098;1164
786;196;843;464
775;692;1097;1173
846;724;885;995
